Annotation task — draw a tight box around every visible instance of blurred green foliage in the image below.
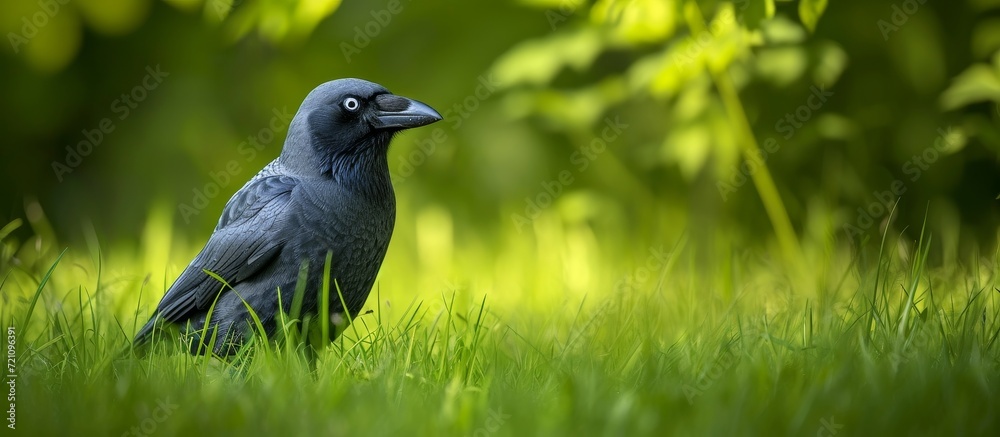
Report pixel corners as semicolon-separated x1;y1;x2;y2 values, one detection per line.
0;0;998;262
2;4;1000;434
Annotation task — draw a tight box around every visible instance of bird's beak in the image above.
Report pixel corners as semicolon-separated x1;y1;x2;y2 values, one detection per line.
371;94;443;130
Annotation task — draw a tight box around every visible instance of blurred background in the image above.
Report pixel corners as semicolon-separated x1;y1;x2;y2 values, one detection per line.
1;0;999;304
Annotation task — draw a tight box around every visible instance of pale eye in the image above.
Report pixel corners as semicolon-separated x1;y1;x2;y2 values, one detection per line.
343;97;360;111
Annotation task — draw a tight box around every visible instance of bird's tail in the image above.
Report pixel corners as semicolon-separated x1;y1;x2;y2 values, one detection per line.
121;316;164;360
132;315;161;345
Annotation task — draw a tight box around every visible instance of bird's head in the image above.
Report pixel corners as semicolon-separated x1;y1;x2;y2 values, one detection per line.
281;78;442;180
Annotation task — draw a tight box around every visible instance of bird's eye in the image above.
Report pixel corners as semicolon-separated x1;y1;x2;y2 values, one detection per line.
343;97;360;112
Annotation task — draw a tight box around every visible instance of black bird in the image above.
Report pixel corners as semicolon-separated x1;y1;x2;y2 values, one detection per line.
134;78;441;354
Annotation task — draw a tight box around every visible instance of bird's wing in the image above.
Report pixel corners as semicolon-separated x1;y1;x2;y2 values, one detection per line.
138;174;298;337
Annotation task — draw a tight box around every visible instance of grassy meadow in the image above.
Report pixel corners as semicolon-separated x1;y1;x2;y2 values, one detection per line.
3;202;999;436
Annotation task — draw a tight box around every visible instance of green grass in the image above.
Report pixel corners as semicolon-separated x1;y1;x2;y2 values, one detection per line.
2;211;999;436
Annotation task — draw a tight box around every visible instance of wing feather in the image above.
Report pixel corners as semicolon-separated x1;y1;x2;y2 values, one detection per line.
134;174;297;340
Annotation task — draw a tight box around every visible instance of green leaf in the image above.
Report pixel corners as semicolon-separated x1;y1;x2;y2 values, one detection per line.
76;0;151;35
592;0;677;44
940;64;1000;110
741;0;776;30
799;0;828;33
491;28;603;87
663;123;711;180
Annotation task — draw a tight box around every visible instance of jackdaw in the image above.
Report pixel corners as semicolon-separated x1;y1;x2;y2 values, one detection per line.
134;78;441;354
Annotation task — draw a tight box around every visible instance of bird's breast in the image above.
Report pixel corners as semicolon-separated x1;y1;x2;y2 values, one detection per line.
293;184;395;258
